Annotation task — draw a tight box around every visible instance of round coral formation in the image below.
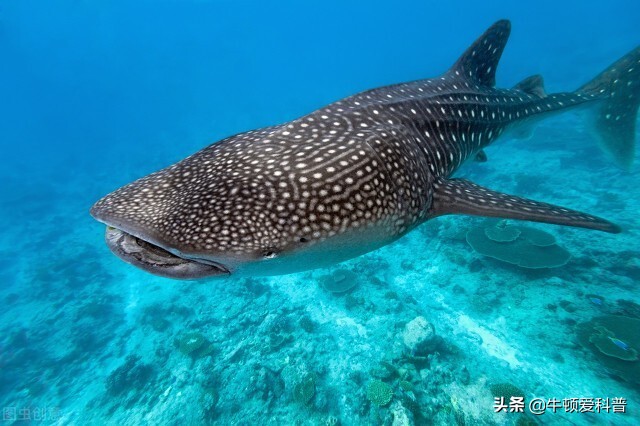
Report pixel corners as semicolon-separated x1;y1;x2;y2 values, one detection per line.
484;221;522;242
466;221;570;268
490;382;525;400
589;326;638;361
367;380;393;406
179;332;204;354
177;332;214;359
293;374;316;405
576;315;640;384
320;269;358;294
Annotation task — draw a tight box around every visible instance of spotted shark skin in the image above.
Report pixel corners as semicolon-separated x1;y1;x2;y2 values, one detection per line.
91;20;640;279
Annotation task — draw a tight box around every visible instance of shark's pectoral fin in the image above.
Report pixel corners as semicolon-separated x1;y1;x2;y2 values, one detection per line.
430;178;621;233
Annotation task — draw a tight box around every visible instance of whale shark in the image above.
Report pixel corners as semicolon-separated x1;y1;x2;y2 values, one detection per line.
91;20;639;279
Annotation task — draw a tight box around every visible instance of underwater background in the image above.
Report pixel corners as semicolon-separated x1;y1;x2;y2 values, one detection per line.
1;0;639;424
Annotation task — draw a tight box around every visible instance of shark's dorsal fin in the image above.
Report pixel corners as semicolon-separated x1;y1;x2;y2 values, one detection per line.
430;178;621;233
513;74;546;98
447;20;511;87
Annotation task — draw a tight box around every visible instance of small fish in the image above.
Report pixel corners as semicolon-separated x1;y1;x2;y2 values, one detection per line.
589;297;603;306
608;337;630;351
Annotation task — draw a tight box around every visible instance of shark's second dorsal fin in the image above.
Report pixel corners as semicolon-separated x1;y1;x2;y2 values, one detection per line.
430;178;621;233
447;20;511;87
513;75;546;98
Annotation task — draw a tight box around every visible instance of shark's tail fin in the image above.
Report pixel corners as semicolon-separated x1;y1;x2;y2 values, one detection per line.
577;46;640;170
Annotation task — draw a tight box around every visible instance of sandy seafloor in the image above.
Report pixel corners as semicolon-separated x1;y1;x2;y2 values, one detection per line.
1;115;639;425
1;2;640;425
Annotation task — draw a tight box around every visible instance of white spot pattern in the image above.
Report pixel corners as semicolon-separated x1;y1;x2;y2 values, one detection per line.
91;19;625;269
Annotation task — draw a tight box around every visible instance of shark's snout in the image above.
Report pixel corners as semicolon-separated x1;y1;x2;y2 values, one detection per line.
103;226;229;279
91;199;230;279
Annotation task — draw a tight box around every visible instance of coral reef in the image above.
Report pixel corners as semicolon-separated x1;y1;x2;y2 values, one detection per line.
281;362;319;408
466;220;571;268
589;326;638;361
267;331;291;351
370;362;397;381
319;269;359;294
141;303;193;332
105;355;154;396
484;220;522;242
576;315;640;384
614;299;640;319
367;380;393;406
489;382;525;401
298;315;317;333
176;332;215;359
399;380;413;392
293;373;316;405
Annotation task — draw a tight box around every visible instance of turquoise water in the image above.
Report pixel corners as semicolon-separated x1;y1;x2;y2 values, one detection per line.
1;1;639;424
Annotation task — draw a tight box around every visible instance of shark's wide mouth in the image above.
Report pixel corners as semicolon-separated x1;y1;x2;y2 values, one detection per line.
104;226;230;279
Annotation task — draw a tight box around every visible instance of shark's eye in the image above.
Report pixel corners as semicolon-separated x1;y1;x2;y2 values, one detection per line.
263;250;277;259
299;237;309;243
